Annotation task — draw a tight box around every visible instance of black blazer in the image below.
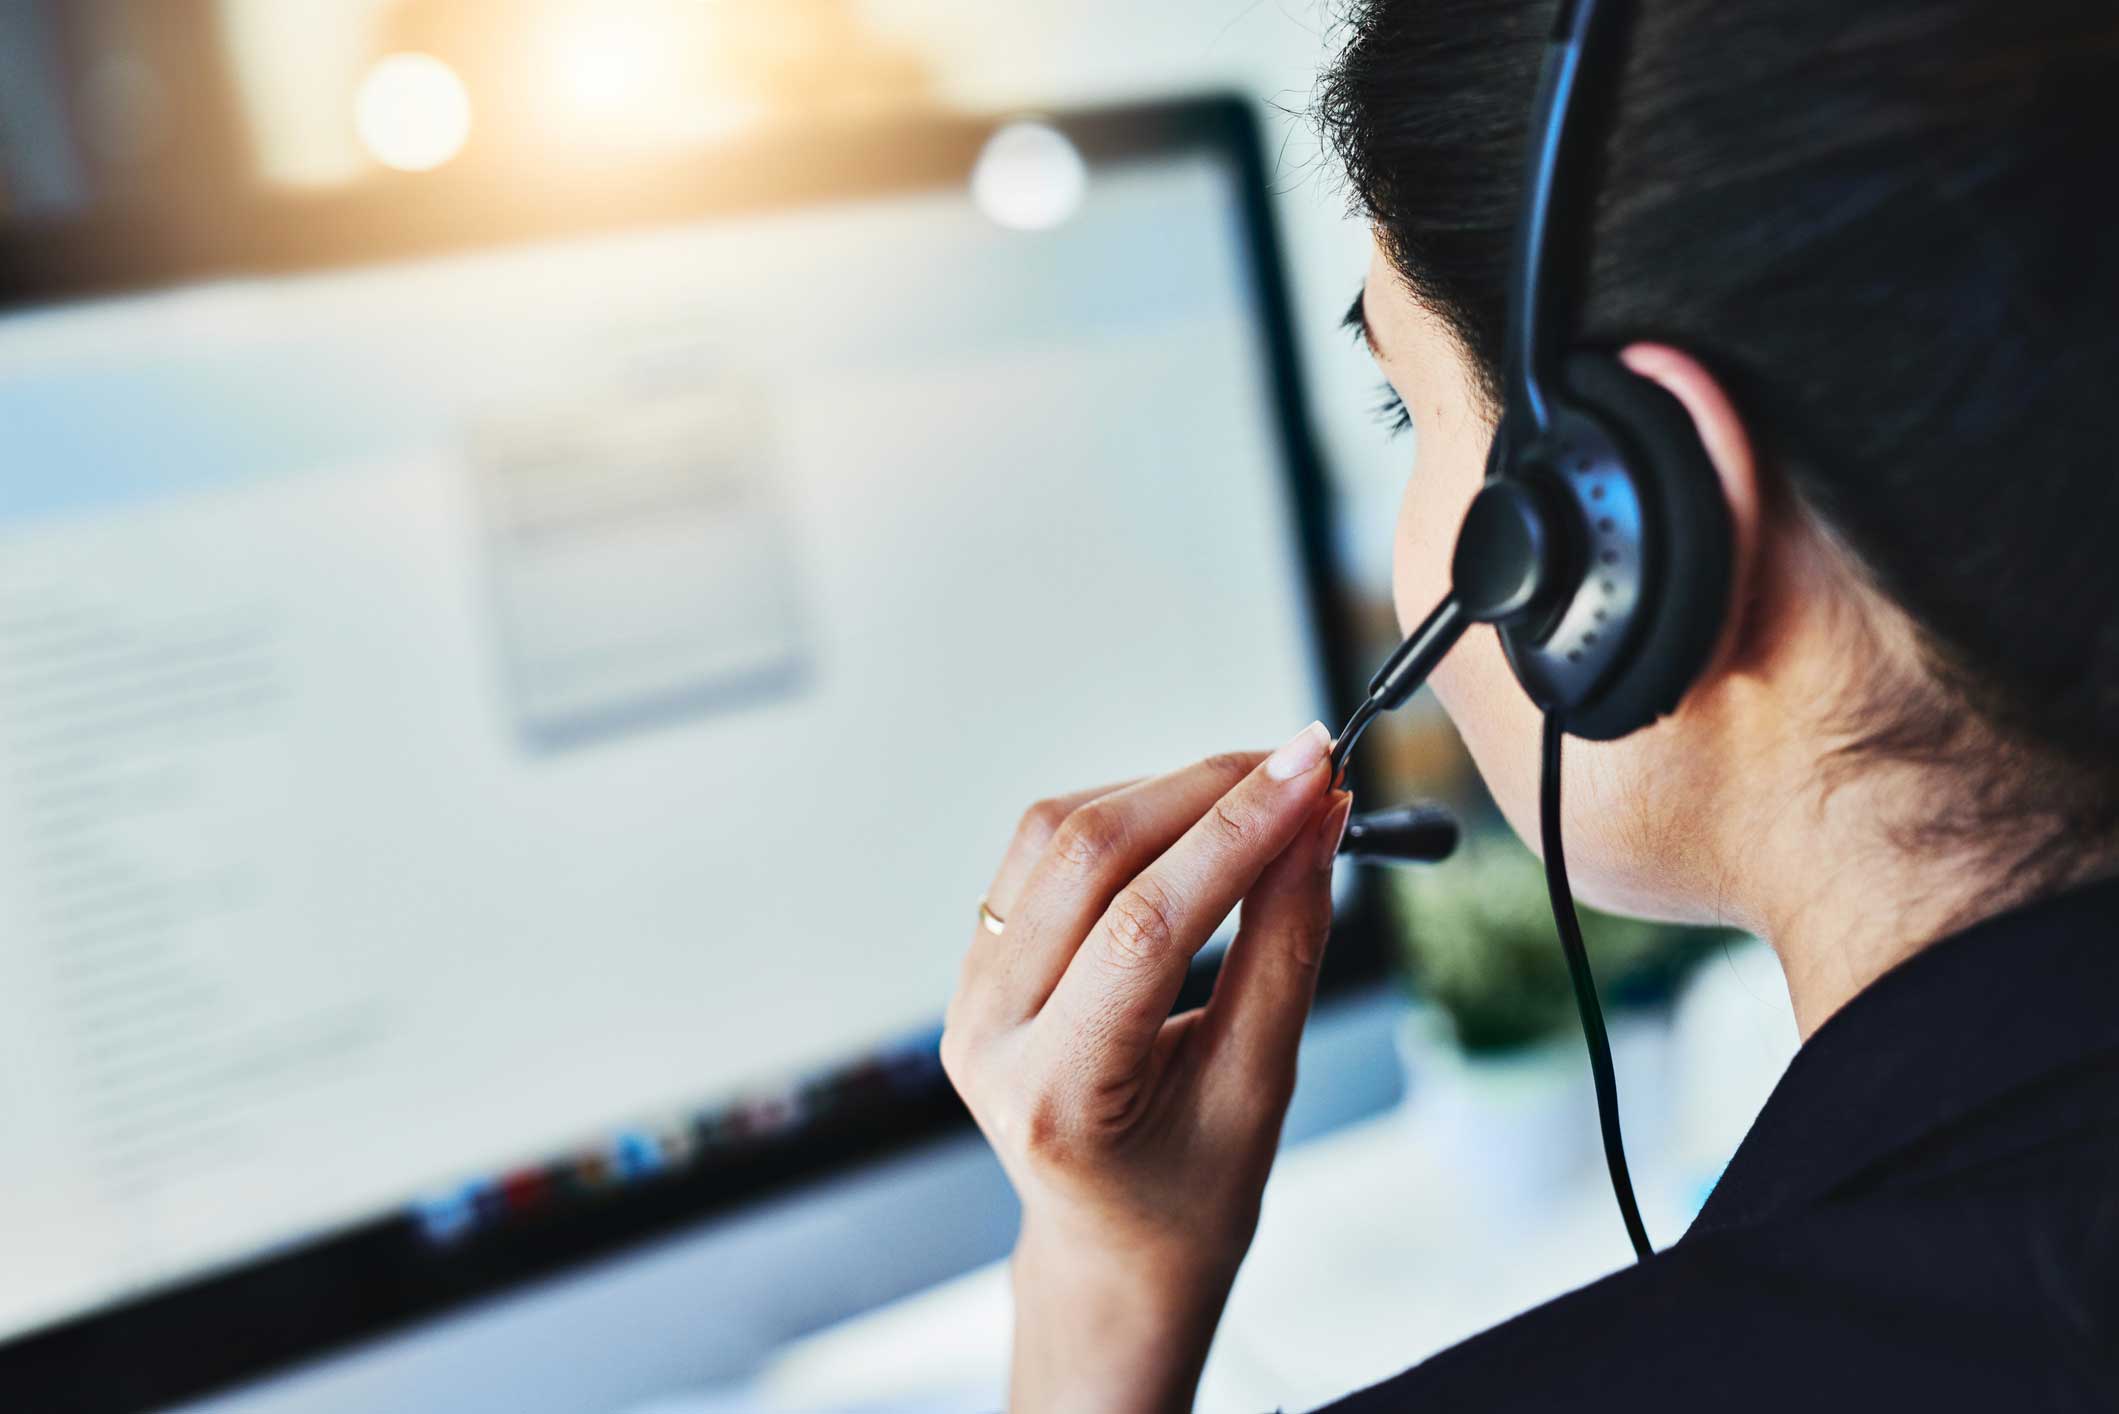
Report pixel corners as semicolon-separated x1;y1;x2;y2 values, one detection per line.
1322;878;2119;1411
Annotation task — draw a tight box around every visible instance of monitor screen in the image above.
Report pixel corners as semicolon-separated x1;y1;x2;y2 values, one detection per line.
0;123;1339;1348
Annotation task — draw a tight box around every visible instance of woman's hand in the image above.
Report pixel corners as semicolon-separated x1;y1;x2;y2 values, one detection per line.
942;723;1351;1413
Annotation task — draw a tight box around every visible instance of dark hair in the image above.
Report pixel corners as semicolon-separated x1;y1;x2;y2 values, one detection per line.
1319;0;2119;889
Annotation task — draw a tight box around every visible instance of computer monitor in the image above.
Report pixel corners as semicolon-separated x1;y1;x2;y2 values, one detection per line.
0;99;1385;1411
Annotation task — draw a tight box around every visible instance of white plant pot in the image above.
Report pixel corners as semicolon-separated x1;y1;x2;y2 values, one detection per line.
1392;1006;1601;1216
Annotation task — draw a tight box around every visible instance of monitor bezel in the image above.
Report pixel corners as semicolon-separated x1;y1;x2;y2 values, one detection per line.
0;94;1396;1413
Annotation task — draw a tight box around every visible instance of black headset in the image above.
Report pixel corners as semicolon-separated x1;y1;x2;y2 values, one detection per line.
1330;0;1734;1261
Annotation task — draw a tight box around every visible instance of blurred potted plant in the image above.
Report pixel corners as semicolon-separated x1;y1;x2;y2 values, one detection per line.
1382;830;1717;1210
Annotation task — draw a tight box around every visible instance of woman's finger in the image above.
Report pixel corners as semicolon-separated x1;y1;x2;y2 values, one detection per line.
981;778;1141;923
952;777;1138;1037
1200;789;1349;1102
1037;723;1334;1089
979;750;1267;1024
978;750;1271;1030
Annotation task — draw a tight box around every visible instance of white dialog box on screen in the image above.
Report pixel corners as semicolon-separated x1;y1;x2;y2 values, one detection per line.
472;371;812;749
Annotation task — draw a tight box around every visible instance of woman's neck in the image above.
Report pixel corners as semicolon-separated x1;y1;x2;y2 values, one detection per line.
1691;547;2051;1037
1721;723;2084;1038
1756;847;1964;1039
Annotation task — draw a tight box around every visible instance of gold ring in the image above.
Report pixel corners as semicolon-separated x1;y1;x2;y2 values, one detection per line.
978;898;1007;936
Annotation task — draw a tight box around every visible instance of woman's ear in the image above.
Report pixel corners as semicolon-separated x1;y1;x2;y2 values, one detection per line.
1619;342;1767;678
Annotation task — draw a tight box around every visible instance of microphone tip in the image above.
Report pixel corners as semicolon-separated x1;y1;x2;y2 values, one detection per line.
1336;803;1460;865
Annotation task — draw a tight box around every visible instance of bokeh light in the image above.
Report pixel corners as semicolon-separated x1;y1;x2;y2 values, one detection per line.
971;121;1088;232
354;52;473;174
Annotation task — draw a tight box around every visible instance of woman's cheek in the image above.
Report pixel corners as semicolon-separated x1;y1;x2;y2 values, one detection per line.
1432;650;1686;921
1429;627;1544;846
1390;492;1455;634
1388;404;1492;640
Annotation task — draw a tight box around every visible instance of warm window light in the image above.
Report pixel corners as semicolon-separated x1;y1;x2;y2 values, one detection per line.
553;14;665;119
355;53;473;174
971;121;1088;232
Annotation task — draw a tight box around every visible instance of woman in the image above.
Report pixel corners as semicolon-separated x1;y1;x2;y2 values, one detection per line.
942;0;2119;1407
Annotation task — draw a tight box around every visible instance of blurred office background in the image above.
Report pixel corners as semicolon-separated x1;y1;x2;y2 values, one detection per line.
0;3;1799;1411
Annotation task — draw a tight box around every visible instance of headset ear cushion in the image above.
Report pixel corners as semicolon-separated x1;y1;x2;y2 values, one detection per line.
1558;351;1734;740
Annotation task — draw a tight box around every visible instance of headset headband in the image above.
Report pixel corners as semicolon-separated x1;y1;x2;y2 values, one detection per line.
1505;0;1621;438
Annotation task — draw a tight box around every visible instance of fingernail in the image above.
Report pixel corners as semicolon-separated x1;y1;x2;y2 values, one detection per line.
1264;721;1331;781
1317;791;1353;871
